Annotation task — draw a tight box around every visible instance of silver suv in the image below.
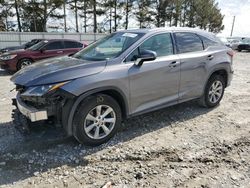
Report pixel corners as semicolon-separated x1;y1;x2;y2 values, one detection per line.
11;28;234;146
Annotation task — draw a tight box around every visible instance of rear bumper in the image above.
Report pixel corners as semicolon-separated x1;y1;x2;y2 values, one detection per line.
15;94;48;122
238;45;250;50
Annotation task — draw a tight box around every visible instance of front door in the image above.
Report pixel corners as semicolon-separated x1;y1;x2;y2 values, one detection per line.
126;33;180;114
35;41;65;61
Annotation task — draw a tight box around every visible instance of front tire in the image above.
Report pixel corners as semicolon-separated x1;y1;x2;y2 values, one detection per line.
17;58;33;71
73;94;122;146
199;75;225;108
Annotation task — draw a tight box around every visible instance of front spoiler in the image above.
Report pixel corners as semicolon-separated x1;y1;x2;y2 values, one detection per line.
14;94;48;122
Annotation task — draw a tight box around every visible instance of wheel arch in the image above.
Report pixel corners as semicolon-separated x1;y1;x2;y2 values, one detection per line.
209;69;228;87
62;86;129;136
200;68;229;98
205;68;229;89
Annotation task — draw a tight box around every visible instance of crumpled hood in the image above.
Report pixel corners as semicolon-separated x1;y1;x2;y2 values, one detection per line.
11;56;106;86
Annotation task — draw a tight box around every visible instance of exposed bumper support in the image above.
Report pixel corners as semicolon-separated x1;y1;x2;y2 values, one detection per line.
15;94;48;122
227;70;234;87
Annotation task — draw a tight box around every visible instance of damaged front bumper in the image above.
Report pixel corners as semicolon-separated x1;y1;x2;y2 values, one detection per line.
12;87;75;124
14;93;48;122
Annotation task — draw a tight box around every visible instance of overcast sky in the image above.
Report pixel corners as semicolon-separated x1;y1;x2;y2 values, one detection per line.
216;0;250;37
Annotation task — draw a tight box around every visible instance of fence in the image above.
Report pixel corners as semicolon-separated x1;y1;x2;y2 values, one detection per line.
0;32;107;49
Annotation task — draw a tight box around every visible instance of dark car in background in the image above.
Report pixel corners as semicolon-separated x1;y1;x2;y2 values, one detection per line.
0;39;44;54
228;39;241;50
0;39;84;71
237;38;250;52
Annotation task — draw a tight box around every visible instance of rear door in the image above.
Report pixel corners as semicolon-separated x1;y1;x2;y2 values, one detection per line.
174;32;213;100
127;33;181;114
63;41;83;55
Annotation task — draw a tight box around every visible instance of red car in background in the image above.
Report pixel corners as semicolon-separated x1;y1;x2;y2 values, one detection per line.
0;39;85;72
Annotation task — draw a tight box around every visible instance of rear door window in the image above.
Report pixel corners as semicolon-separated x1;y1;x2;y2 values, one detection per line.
45;41;64;50
175;32;203;53
64;41;83;48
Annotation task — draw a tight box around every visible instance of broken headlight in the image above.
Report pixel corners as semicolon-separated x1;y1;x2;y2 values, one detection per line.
20;82;68;97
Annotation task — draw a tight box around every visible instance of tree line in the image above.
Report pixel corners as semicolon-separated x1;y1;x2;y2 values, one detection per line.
0;0;224;33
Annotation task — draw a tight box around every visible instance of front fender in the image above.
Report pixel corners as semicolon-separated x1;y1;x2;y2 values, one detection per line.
62;86;129;136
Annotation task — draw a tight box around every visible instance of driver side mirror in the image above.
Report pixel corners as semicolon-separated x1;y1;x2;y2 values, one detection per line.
134;50;157;66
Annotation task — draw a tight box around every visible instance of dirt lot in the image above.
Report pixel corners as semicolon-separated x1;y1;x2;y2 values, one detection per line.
0;52;249;188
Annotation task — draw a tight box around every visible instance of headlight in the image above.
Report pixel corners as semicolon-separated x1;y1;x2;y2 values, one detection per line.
0;54;17;60
21;82;68;97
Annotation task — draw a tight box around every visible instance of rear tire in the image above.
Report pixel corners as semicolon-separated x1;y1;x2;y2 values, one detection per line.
73;94;122;146
199;75;225;108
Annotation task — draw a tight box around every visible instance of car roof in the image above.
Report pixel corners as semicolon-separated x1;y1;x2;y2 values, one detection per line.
43;39;79;42
119;27;218;41
120;27;210;34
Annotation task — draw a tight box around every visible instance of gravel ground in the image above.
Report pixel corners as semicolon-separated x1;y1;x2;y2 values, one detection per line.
0;52;249;188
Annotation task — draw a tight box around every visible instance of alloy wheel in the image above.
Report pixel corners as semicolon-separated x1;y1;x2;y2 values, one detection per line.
84;105;116;140
208;80;223;104
20;60;32;69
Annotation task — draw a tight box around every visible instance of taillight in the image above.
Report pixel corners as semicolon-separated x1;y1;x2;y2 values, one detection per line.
227;50;234;57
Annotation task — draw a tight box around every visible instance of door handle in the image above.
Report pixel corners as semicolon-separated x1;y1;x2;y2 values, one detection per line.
57;51;63;54
207;55;214;60
169;61;180;68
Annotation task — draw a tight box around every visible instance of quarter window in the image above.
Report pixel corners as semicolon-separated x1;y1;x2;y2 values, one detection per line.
175;32;203;53
199;35;220;49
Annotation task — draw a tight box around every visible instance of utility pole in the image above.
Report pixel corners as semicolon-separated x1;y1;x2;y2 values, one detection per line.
109;6;112;33
63;0;67;32
14;0;22;32
230;16;235;37
125;0;129;29
93;0;97;33
83;0;87;33
74;0;78;32
114;0;117;31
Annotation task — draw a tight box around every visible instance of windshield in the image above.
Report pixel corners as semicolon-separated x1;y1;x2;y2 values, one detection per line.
73;32;144;61
28;41;47;51
25;39;40;48
242;38;250;44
